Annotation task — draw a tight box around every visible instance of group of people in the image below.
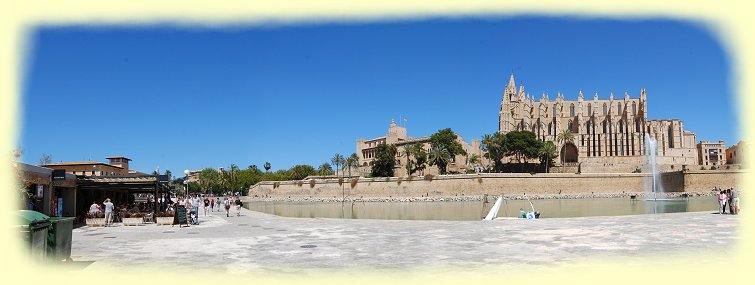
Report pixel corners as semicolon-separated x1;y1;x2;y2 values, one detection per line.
170;194;245;227
88;198;115;226
716;187;740;215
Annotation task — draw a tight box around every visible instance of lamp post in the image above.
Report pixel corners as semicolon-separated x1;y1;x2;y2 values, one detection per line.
184;169;190;198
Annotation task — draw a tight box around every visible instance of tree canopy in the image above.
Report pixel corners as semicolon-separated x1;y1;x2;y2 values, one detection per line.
370;143;397;177
428;128;466;175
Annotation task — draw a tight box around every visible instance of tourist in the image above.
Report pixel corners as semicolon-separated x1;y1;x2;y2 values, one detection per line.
224;196;231;217
216;198;221;212
203;196;210;216
89;201;100;215
210;197;215;212
519;208;526;219
718;190;727;214
235;197;243;217
103;198;114;227
730;188;740;215
192;195;201;224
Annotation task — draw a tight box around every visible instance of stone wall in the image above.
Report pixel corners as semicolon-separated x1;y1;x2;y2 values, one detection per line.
249;170;744;199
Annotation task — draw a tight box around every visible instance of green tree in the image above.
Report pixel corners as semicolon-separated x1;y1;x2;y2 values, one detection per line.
164;169;172;180
539;141;558;173
289;164;317;180
346;153;359;178
428;146;452;174
318;163;333;176
505;131;544;171
370;143;397;177
467;154;480;172
429;128;467;174
409;143;428;175
264;162;271;173
481;132;508;172
403;145;414;176
248;165;258;171
557;129;575;146
198;168;220;194
331;153;344;177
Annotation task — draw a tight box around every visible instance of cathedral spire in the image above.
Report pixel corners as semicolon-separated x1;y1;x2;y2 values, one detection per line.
507;73;516;90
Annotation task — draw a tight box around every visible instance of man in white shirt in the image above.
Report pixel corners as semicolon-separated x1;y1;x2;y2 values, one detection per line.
89;201;100;215
103;198;114;226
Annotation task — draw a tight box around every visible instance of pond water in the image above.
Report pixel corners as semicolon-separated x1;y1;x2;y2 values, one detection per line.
244;196;720;221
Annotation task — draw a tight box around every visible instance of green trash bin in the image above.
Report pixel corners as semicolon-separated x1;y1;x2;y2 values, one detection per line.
17;210;51;261
48;217;74;261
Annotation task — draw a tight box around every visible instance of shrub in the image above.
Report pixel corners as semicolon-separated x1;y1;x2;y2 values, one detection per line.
700;166;706;170
130;212;144;218
384;177;390;182
529;172;536;175
349;178;358;188
296;181;303;187
632;168;642;173
397;177;403;185
157;211;174;217
424;174;434;181
273;182;280;189
86;212;104;219
477;177;483;184
121;211;131;218
710;166;717;170
309;179;316;188
338;177;344;186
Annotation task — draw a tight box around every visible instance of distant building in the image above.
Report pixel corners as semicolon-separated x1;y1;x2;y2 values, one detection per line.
726;140;747;165
356;119;481;176
41;156;132;176
697;140;726;166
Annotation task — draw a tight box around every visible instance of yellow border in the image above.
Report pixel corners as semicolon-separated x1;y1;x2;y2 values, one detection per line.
1;1;751;284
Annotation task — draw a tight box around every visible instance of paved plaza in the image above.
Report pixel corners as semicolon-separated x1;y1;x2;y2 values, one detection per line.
71;206;740;274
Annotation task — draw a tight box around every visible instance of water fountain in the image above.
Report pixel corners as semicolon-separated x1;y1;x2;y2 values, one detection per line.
643;133;664;201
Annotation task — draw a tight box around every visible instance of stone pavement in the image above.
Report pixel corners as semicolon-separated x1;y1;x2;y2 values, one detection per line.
70;206;739;274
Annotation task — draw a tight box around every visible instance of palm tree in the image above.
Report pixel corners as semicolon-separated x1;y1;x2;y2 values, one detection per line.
331;153;344;177
556;129;575;172
230;164;239;193
318;163;333;176
539;141;557;173
346;153;359;178
264;162;271;173
468;154;480;173
428;146;451;175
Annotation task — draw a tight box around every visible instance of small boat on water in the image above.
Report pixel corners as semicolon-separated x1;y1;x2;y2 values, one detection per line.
482;195;540;220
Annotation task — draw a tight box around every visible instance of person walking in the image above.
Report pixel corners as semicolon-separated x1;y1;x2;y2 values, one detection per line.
224;196;232;217
718;190;727;214
216;198;221;212
210;197;215;213
203;196;210;216
730;188;740;215
103;198;114;227
235;197;243;217
89;201;100;216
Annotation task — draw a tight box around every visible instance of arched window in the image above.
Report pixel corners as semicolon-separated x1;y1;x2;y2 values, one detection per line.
568;121;573;132
632;102;637;114
569;104;575;117
587;104;592;116
603;103;607;115
553;106;557;118
619;121;624;133
602;121;607;133
618;102;622;114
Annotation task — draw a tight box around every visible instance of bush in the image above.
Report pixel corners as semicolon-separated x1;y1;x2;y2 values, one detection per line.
338;177;344;186
632;168;642;173
700;166;706;170
529;172;536;175
710;166;717;170
86;212;104;219
296;181;303;187
424;174;434;181
273;182;280;189
157;211;174;217
477;177;483;184
349;178;358;188
309;179;316;188
397;177;403;185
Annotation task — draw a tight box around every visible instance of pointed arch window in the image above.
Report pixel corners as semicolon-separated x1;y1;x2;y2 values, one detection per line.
603;103;607;115
587;104;592;116
568;120;573;132
618;102;622;114
553;106;557;118
569;104;575;117
602;121;607;133
632;102;637;114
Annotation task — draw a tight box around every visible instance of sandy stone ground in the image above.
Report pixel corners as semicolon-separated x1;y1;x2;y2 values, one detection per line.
69;206;739;275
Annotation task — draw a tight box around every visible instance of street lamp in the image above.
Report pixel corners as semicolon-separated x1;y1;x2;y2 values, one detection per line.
183;169;190;198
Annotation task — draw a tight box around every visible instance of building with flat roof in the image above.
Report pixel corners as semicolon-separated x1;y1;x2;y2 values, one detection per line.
41;156;132;176
697;140;726;166
726;140;748;166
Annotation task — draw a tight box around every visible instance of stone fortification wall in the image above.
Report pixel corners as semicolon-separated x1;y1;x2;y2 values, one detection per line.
249;171;744;199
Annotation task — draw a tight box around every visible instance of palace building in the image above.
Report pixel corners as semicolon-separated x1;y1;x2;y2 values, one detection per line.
498;74;698;172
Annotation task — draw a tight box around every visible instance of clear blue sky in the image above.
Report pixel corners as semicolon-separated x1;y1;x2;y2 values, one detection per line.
19;16;735;173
